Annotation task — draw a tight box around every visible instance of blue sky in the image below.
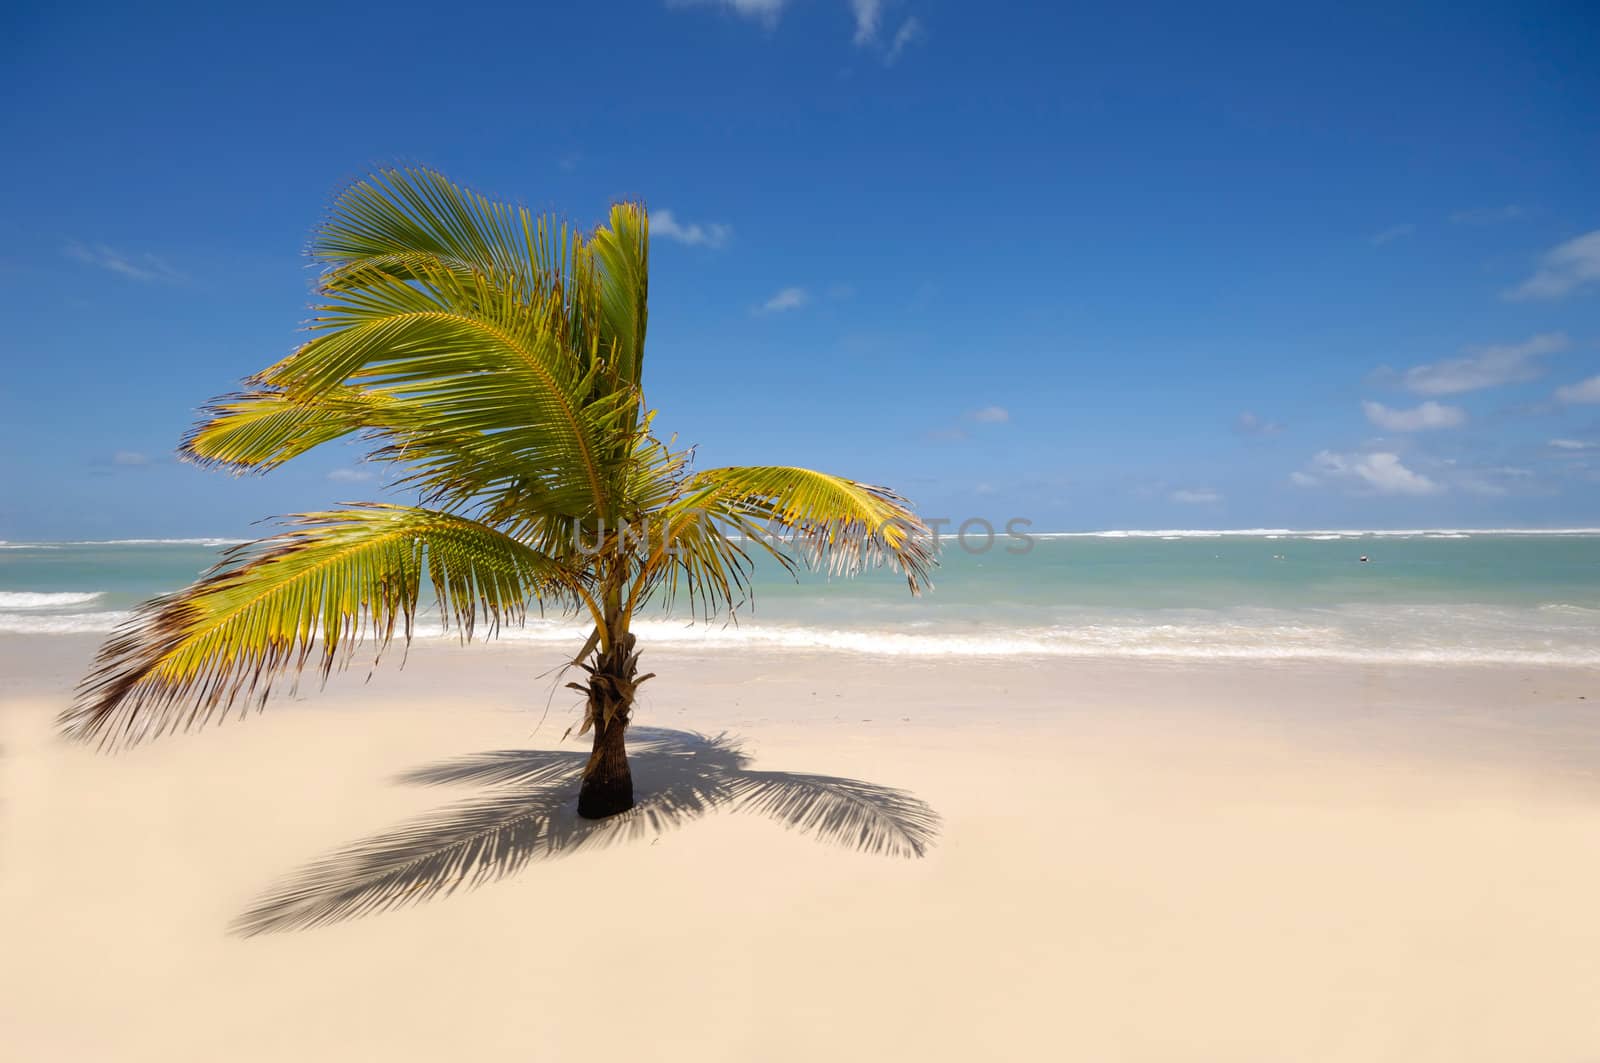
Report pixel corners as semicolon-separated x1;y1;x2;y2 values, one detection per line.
1;0;1597;539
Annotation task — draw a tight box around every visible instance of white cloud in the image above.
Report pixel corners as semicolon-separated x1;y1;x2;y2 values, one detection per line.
1555;375;1600;404
652;210;732;249
1311;450;1442;495
112;451;150;466
65;241;185;284
1370;224;1416;246
1171;488;1221;504
1549;439;1596;450
885;16;924;64
668;0;786;28
758;286;809;313
327;467;374;483
1398;332;1567;395
968;405;1009;424
1234;411;1284;436
850;0;881;43
1361;399;1466;432
1505;230;1600;301
1450;205;1524;225
1289;471;1320;488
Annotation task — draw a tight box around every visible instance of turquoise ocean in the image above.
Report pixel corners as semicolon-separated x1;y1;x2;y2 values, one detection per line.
3;530;1599;666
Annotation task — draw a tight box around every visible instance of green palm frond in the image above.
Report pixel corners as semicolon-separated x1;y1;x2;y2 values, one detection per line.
633;505;759;621
668;465;935;593
587;202;650;397
315;168;562;290
179;386;396;473
65;506;574;747
261;257;625;516
314;168;602;375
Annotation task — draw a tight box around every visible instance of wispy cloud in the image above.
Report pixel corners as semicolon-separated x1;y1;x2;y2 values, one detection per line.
1396;332;1567;395
1450;205;1524;225
327;467;375;483
1504;230;1600;301
1456;475;1508;497
1361;399;1466;432
1370;223;1416;246
925;404;1010;443
91;449;168;474
1307;450;1443;495
65;241;186;284
1171;487;1222;505
1452;464;1541;498
849;0;881;43
1549;438;1597;451
668;0;786;29
1233;411;1284;436
884;16;924;64
652;210;732;249
757;286;809;313
1555;375;1600;404
1300;455;1552;500
674;0;921;58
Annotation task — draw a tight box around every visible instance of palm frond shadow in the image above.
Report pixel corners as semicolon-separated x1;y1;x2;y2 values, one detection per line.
233;727;939;936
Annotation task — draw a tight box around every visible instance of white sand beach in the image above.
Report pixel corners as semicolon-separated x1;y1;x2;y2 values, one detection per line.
4;635;1599;1060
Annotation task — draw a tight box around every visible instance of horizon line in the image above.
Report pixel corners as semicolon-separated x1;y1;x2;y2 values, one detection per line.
7;526;1600;547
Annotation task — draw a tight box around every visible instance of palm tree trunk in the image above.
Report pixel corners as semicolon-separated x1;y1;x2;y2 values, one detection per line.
578;713;632;818
576;631;642;819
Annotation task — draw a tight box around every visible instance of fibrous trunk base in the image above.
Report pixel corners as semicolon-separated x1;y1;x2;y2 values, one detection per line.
575;632;640;819
577;715;633;819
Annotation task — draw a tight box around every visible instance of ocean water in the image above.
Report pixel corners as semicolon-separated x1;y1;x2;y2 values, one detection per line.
2;531;1599;666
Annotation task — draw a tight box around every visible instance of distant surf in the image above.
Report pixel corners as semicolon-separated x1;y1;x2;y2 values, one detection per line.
0;538;244;550
2;533;1597;666
0;591;104;609
1030;528;1600;539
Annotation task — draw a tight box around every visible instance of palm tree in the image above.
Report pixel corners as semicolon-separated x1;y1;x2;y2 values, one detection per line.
63;168;933;819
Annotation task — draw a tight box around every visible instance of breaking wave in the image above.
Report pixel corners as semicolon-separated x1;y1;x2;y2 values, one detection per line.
0;591;105;609
3;608;1595;665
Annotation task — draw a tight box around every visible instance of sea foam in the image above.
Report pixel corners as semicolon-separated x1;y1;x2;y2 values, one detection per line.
0;591;105;609
4;609;1595;666
1029;527;1600;539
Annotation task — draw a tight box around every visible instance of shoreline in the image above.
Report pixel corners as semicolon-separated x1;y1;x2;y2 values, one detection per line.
3;619;1599;669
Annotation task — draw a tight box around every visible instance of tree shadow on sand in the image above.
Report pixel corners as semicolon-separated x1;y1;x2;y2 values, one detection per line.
233;727;940;935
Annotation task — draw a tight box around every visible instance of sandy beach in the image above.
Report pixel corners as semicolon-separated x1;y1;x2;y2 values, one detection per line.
3;635;1598;1060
